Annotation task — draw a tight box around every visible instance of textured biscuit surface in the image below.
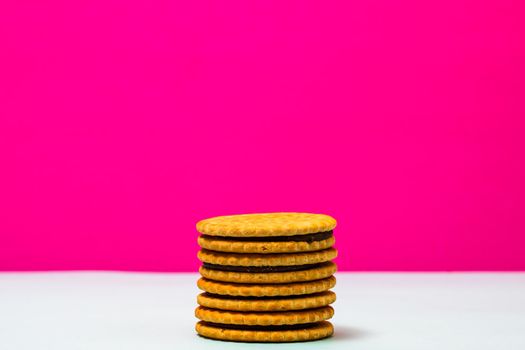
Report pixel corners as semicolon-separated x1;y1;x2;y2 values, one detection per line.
195;306;334;325
197;291;336;311
199;262;336;284
198;248;337;267
198;235;335;254
197;276;336;297
196;321;334;342
196;213;337;237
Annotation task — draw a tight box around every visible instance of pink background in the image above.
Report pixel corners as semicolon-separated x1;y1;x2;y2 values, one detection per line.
1;1;524;271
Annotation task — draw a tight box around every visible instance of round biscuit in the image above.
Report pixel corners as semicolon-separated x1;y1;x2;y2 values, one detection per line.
195;320;334;342
198;235;335;254
197;291;336;311
197;248;337;267
195;306;334;326
196;213;337;237
199;262;337;284
197;276;336;297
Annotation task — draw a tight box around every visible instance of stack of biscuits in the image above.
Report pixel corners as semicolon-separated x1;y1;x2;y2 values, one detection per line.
195;213;337;342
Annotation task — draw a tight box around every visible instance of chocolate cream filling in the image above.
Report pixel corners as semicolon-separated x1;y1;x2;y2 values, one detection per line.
202;262;329;273
201;230;333;243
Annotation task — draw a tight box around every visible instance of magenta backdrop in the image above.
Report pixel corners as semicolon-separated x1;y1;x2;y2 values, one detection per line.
1;1;524;271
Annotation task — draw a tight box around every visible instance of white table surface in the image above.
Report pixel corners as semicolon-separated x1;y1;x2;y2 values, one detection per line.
1;272;524;350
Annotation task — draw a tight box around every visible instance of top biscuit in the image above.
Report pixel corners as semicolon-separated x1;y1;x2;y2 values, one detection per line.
196;213;337;237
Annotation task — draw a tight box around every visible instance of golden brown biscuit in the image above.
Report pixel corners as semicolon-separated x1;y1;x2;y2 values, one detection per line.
197;276;336;297
197;291;336;311
196;213;337;237
199;261;336;284
197;248;337;267
195;321;334;342
195;306;334;325
197;235;335;254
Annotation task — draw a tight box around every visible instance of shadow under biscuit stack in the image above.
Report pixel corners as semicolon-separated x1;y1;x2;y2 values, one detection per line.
195;213;338;342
